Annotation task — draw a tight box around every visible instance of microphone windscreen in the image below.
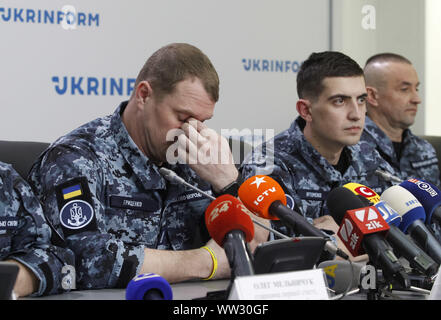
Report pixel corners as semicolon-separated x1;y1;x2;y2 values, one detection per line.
326;187;366;225
344;183;381;204
318;260;364;294
400;179;441;224
373;201;402;227
381;185;426;233
357;195;373;206
238;175;286;220
126;273;173;300
343;183;402;226
205;194;254;246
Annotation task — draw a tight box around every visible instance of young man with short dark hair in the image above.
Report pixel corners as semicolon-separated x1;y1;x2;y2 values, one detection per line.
241;52;395;259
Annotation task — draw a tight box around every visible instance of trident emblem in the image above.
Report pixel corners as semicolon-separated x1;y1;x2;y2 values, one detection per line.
68;203;87;227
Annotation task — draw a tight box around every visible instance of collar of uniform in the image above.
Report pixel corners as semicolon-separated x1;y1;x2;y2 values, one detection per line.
110;101;166;191
398;129;425;161
287;117;349;183
402;128;413;145
363;116;397;161
348;141;377;176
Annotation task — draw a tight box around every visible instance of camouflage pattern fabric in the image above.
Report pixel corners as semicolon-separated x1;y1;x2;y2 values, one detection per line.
240;117;396;223
0;161;75;296
29;101;212;290
361;116;440;188
362;116;441;240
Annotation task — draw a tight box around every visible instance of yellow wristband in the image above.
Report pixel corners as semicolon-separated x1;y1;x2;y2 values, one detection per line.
201;246;217;280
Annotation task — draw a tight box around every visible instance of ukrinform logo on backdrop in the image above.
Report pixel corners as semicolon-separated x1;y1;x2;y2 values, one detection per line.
52;76;136;96
166;122;275;168
52;58;302;95
0;5;99;29
242;58;302;73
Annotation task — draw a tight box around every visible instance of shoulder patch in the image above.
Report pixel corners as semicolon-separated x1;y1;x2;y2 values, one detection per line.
60;200;94;230
285;193;295;209
55;177;97;236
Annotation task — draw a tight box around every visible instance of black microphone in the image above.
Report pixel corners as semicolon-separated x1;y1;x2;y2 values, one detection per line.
326;187;410;289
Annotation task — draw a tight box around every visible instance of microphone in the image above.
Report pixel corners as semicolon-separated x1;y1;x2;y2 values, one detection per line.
159;167;288;240
344;183;381;204
238;175;349;260
205;194;255;277
318;260;364;294
400;178;441;226
381;185;441;264
326;187;410;288
373;200;438;276
344;182;402;227
344;183;439;276
319;260;432;296
125;273;173;300
375;169;403;184
159;167;214;199
372;201;402;228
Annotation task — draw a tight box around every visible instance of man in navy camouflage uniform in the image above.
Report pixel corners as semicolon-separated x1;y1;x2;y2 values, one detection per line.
0;161;75;297
241;52;395;259
362;53;441;241
29;43;268;289
362;53;440;187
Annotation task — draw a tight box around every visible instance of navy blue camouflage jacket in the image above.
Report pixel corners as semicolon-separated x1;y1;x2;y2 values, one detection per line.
240;117;395;223
361;116;440;188
0;162;75;296
29;101;212;290
361;116;441;240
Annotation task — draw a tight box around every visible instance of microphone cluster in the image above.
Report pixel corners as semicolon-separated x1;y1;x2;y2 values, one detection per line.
125;168;441;300
325;180;441;297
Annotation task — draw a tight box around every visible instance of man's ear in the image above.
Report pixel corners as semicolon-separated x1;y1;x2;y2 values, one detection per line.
366;86;379;107
296;99;312;122
135;81;153;108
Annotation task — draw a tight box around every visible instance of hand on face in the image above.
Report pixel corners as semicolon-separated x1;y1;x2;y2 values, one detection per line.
176;118;238;192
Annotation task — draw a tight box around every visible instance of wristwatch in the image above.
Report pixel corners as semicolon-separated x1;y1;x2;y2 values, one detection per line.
213;174;241;197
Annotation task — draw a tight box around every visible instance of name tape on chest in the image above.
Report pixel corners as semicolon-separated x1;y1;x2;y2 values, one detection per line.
0;217;19;231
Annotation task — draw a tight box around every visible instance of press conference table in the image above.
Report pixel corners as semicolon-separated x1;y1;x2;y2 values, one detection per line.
23;279;428;300
23;279;231;300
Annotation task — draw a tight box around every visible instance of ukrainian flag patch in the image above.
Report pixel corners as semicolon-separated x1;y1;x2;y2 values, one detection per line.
62;184;82;200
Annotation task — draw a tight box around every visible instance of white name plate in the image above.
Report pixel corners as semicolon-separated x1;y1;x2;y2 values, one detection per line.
228;269;329;300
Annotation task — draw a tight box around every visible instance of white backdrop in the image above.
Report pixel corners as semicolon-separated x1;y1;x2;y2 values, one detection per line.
0;0;330;143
